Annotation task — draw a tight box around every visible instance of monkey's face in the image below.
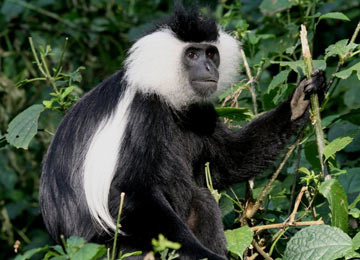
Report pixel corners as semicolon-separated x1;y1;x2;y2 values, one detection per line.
182;43;220;98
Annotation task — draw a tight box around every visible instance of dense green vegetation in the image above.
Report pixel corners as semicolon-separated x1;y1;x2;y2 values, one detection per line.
1;0;360;259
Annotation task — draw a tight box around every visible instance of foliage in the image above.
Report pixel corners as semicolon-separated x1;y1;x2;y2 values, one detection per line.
1;0;360;259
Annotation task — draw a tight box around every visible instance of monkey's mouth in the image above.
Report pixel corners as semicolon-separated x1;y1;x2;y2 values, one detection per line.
192;79;217;84
191;79;218;97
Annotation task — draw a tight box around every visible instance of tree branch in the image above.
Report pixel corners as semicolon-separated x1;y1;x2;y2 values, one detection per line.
251;219;324;232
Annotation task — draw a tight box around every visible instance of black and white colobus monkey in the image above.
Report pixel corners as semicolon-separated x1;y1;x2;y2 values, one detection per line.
40;4;326;260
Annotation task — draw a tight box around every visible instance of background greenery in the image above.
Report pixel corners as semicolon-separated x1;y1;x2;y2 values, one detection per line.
1;0;360;259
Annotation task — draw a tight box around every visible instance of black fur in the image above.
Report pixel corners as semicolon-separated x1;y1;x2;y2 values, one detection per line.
152;2;219;42
40;6;326;260
40;71;127;242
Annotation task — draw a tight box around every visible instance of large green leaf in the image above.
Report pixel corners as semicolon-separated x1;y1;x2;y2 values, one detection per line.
319;179;348;232
283;225;353;260
225;226;253;259
323;136;353;161
5;104;44;149
334;62;360;80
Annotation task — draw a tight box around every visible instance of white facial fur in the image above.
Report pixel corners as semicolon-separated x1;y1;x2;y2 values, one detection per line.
125;28;241;108
83;27;241;233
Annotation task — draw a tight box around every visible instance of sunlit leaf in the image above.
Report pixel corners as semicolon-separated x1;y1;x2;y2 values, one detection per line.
319;12;350;22
284;225;352;260
225;226;253;259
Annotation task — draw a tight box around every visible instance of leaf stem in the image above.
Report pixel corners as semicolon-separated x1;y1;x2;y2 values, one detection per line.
349;21;360;45
29;37;46;77
55;37;69;77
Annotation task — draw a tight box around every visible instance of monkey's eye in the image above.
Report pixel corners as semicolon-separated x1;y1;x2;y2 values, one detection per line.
187;51;197;59
206;48;218;60
207;51;215;59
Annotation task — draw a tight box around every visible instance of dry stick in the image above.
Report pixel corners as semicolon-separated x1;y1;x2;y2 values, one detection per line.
252;240;273;260
251;219;324;232
305;189;317;218
247;253;259;260
300;25;328;179
244;136;301;220
288;186;307;224
240;47;258;115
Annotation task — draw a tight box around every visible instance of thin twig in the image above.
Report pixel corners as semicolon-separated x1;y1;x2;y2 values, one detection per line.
240;47;258;115
252;240;273;260
251;219;324;232
29;37;46;77
243;135;302;220
305;189;317;219
111;192;125;260
288;186;307;224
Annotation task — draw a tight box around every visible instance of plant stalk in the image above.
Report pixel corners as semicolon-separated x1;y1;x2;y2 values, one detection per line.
300;25;328;179
111;192;125;260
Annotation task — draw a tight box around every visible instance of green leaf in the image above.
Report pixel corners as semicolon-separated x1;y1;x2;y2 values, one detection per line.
71;243;106;260
319;12;350;22
225;226;253;259
283;225;352;260
349;208;360;218
13;246;49;260
60;85;76;100
260;0;293;16
323;136;353;161
325;39;357;60
272;60;326;75
216;107;253;122
334;62;360;80
66;236;86;249
319;179;348;232
325;39;358;60
338;168;360;204
352;232;360;251
344;250;360;259
5;104;45;149
267;70;291;93
119;251;143;260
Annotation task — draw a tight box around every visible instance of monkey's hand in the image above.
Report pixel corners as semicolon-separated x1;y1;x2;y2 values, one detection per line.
290;69;326;121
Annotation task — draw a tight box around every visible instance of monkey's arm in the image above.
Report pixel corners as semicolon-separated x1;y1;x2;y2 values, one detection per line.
211;70;326;188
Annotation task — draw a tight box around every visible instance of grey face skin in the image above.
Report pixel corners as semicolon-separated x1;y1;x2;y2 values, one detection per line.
183;43;220;97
